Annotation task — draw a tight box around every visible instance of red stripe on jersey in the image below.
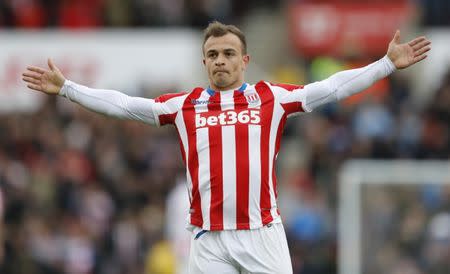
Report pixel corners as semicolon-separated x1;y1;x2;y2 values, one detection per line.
182;88;204;227
175;128;186;167
158;113;177;126
155;92;187;103
255;81;275;226
208;92;224;230
281;101;305;115
234;90;250;229
270;83;304;92
272;113;288;200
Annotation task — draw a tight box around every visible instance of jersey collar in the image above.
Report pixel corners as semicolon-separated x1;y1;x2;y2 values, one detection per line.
206;83;248;96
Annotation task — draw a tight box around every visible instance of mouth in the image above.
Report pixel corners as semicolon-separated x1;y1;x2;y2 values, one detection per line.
214;70;228;74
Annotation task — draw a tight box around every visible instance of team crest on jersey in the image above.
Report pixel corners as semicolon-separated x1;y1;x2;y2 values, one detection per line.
245;93;260;104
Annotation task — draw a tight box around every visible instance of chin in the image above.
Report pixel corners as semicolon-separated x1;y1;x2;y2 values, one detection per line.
214;79;230;89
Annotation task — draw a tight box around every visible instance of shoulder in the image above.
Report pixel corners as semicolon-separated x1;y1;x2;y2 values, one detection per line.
154;87;209;111
254;81;305;99
269;82;304;92
153;91;194;111
255;81;304;91
151;91;191;120
154;92;189;103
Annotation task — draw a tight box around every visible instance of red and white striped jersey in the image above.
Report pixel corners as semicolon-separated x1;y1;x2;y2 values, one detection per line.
152;81;306;231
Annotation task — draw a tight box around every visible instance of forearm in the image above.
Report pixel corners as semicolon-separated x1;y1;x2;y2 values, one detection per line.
59;80;157;124
304;56;396;111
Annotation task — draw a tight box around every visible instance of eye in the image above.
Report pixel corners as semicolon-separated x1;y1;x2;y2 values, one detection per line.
208;52;217;58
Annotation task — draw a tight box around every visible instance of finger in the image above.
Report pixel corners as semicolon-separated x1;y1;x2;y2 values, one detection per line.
27;66;46;74
48;58;56;71
22;76;41;85
408;36;426;47
413;54;427;64
27;84;43;92
22;71;42;79
414;46;431;57
393;30;401;44
412;40;431;51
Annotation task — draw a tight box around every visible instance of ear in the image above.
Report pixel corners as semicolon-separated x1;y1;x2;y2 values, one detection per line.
242;55;250;70
202;58;206;66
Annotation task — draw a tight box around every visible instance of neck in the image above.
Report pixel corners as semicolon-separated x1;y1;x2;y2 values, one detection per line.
210;80;244;92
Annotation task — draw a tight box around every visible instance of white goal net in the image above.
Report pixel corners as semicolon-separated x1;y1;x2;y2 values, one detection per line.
338;160;450;274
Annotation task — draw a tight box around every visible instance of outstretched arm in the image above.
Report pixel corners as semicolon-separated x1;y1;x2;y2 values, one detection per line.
290;31;431;112
22;59;160;125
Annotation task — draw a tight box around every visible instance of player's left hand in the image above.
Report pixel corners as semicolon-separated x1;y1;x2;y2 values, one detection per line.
387;30;431;69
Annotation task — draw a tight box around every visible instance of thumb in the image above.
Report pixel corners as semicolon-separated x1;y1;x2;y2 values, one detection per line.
48;58;57;71
392;30;401;44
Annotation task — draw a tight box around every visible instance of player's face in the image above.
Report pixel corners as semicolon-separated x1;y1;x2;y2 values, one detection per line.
203;33;249;91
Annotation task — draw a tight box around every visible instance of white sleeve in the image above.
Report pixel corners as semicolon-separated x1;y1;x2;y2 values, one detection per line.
59;80;159;125
282;55;396;112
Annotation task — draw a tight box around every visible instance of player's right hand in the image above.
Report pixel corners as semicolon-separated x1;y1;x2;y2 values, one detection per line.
22;58;66;95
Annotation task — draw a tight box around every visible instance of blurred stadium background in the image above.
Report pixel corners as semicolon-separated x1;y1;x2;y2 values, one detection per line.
0;0;449;273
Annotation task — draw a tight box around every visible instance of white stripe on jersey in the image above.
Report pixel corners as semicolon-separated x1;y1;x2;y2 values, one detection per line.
268;94;285;221
220;90;237;230
194;90;211;113
222;125;237;229
175;110;192;202
248;124;262;229
194;90;212;228
197;127;211;229
220;90;235;111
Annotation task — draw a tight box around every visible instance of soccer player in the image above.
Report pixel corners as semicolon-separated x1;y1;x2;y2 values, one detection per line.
22;22;430;273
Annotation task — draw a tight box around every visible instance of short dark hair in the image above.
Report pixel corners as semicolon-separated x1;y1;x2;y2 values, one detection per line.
203;21;247;55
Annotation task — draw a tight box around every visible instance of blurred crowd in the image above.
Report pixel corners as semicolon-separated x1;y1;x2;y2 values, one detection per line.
1;0;450;29
0;0;280;28
363;185;450;274
0;97;186;273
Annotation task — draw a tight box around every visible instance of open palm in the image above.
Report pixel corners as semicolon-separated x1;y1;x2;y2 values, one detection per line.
22;59;66;95
387;30;431;69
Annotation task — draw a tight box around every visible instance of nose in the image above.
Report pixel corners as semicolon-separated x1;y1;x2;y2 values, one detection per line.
215;54;225;66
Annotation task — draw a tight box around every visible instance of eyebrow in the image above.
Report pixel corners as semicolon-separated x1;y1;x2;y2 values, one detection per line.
206;48;237;55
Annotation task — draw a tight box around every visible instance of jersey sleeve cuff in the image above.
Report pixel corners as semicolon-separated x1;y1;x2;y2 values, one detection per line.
59;79;73;96
302;102;313;113
383;55;397;74
151;100;161;127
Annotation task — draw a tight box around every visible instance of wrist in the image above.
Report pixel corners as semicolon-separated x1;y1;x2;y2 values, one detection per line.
59;79;71;96
383;55;397;73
